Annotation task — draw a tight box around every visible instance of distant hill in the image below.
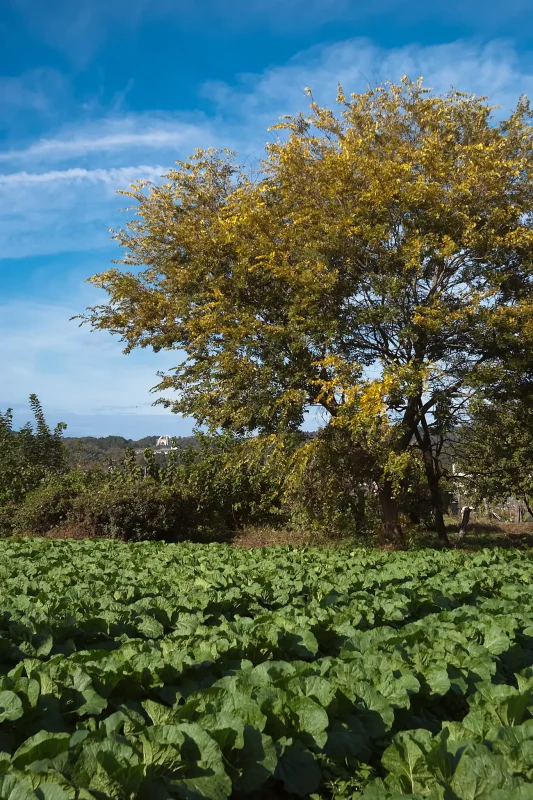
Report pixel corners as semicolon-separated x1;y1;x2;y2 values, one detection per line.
63;429;318;469
63;435;198;468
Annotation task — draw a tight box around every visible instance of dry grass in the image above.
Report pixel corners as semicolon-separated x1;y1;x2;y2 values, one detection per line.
16;523;316;548
15;518;533;553
17;524;103;540
465;520;533;536
229;526;313;549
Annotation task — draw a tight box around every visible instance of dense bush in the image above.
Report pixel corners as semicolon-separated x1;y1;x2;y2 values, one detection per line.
168;431;288;532
8;432;285;541
282;426;382;537
0;504;17;537
68;480;196;542
0;398;453;543
10;469;106;535
9;458;197;542
396;457;440;530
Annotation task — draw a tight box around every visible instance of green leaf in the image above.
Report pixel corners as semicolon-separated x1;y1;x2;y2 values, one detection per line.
491;788;533;799
228;726;277;794
136;616;165;639
275;738;321;797
0;772;39;799
353;682;394;737
470;684;531;728
483;627;511;656
324;715;369;760
362;782;428;800
0;692;24;723
140;723;231;800
289;696;329;747
12;731;71;771
450;745;519;798
381;729;435;794
425;667;451;696
35;786;71;800
142;700;174;726
198;712;245;753
63;668;107;717
72;735;143;798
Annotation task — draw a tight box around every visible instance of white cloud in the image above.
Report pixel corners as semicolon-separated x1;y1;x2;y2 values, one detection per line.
5;36;533;432
0;116;219;258
0;164;173;258
0;122;209;163
205;38;533;123
0;292;186;424
4;37;533;261
0;165;166;187
0;67;71;121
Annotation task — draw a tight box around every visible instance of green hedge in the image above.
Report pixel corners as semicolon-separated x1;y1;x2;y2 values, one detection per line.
9;469;105;535
9;470;197;543
68;480;196;542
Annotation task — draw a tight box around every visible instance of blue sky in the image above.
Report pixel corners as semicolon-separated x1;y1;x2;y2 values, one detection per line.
2;0;533;438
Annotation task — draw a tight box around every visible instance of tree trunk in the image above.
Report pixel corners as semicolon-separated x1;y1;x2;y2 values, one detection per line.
348;490;366;533
426;472;450;545
434;507;449;544
458;506;471;538
408;509;421;525
524;497;533;519
418;435;450;545
379;481;404;545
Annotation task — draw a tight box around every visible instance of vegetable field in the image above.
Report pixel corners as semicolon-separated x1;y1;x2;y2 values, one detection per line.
1;543;533;799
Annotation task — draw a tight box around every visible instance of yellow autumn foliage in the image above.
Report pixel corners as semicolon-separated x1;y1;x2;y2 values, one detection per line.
78;79;533;538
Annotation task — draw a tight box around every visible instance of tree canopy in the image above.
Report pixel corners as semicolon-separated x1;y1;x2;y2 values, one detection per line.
457;398;533;517
80;78;533;543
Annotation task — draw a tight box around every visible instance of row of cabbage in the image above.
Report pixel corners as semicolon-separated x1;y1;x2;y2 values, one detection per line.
0;540;532;798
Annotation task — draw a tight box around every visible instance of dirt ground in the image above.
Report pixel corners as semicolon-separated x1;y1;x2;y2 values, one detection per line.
229;526;313;549
462;520;533;536
443;519;533;550
17;519;533;551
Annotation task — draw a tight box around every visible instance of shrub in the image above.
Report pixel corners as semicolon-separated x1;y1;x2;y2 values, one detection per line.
11;469;107;535
68;480;196;542
0;395;68;507
165;431;288;532
0;504;16;537
12;468;197;542
283;427;375;537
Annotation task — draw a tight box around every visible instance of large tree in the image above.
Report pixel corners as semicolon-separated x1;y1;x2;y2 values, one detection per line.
456;398;533;517
80;78;533;543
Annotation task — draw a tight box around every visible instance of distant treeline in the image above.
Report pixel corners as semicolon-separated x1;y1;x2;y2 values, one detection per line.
63;435;199;468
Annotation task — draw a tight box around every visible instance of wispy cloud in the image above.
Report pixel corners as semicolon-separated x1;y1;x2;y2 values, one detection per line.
0;67;73;140
204;38;533;122
0;122;209;163
0;68;67;115
0;291;189;431
4;38;533;261
0;165;166;187
0;163;173;258
5;36;533;432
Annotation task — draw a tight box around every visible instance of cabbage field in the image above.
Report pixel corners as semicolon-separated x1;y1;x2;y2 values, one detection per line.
1;540;533;799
